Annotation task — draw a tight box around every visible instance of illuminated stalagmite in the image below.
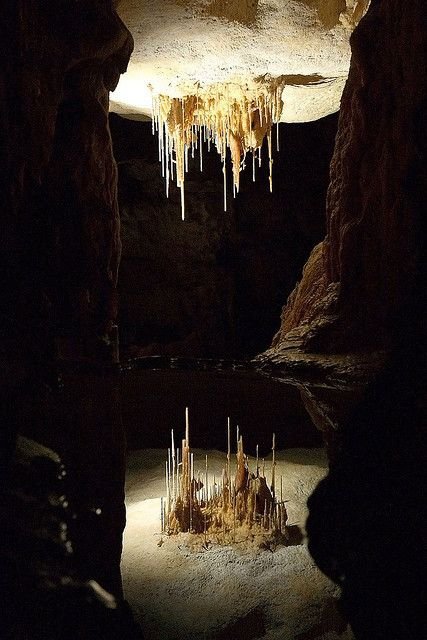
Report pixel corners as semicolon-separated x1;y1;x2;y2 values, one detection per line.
162;412;289;545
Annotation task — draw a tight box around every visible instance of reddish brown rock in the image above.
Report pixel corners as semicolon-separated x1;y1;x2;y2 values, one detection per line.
274;1;426;356
247;3;427;636
259;0;427;466
0;1;133;366
265;3;427;635
0;0;133;601
271;242;330;347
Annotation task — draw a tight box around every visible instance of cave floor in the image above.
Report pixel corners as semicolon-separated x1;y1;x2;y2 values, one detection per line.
122;448;354;639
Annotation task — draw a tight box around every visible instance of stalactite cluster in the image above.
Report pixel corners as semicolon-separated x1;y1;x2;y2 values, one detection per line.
152;78;285;218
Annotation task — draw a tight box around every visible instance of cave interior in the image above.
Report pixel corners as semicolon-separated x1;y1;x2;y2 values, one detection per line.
1;1;426;639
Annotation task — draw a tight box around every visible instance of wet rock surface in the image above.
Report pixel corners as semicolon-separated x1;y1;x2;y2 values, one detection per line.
119;357;321;451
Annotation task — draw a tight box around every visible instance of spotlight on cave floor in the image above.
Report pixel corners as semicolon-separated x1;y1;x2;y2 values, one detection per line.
122;406;354;639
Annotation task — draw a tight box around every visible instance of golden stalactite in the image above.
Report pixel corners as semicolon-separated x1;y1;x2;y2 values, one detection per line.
152;77;286;219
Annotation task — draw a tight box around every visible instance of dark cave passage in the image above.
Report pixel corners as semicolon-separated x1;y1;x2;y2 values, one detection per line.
121;363;322;452
110;112;338;359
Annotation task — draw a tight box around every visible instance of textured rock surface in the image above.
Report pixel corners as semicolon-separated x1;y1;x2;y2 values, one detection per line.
0;0;133;611
260;0;427;445
111;113;337;357
0;1;132;366
1;436;142;639
208;0;259;24
111;0;361;122
273;0;425;356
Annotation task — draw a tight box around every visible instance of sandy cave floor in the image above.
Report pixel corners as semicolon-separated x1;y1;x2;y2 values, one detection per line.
122;447;355;639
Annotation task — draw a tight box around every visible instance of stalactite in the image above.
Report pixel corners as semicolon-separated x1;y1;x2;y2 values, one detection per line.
151;78;286;218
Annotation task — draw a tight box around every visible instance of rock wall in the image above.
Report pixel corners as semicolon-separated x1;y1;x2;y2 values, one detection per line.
273;0;425;355
1;437;142;639
0;1;132;366
270;1;426;636
0;0;132;604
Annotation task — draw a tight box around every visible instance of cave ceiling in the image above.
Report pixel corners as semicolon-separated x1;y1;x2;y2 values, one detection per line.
111;0;369;123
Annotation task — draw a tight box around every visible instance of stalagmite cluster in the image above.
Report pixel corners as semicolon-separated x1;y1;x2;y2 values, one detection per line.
161;410;289;545
152;78;285;219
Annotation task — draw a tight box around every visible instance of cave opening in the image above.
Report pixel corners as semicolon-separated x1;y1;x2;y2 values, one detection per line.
108;2;357;638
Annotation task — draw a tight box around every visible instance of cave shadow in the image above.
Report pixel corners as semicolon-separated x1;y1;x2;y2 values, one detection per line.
306;346;426;639
210;606;266;640
285;524;304;547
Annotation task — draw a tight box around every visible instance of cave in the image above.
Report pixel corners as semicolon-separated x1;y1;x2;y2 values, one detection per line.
1;2;426;640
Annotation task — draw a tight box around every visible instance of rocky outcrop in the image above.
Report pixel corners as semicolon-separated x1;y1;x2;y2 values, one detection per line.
0;1;132;368
306;345;426;639
260;0;427;450
1;436;142;639
0;0;133;611
271;242;330;344
273;0;425;357
112;0;355;124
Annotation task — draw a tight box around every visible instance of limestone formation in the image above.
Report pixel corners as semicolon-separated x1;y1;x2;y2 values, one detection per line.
111;0;369;220
256;0;427;456
262;3;427;634
111;0;369;123
2;0;425;637
163;416;289;546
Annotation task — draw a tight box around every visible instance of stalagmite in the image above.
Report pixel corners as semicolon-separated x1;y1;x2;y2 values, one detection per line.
162;415;289;544
227;417;231;486
185;406;190;446
171;430;175;498
268;130;273;193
